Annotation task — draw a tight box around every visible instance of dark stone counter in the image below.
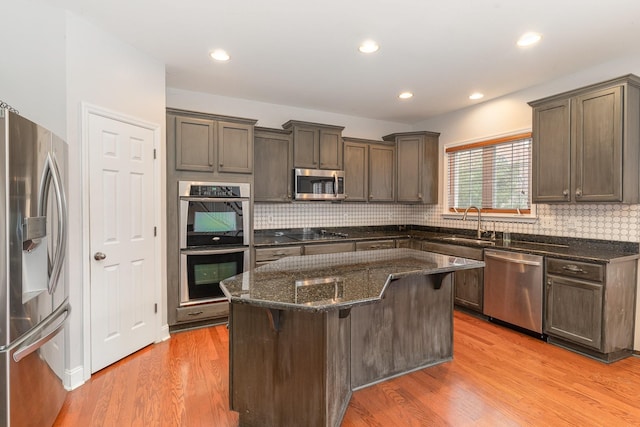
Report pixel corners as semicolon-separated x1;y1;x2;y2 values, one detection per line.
221;248;484;311
254;226;640;263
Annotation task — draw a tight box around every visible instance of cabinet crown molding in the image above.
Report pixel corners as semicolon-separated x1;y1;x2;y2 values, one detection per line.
528;74;640;107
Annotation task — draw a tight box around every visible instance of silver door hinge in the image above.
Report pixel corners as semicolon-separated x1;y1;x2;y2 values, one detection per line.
155;303;158;314
154;226;157;237
153;149;157;159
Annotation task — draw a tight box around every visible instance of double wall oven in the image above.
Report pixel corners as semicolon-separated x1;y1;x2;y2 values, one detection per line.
179;181;251;309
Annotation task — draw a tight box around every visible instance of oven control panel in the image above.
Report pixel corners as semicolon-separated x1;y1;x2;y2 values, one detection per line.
189;185;241;197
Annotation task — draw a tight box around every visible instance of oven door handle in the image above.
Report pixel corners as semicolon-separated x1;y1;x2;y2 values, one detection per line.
181;247;249;256
180;196;249;203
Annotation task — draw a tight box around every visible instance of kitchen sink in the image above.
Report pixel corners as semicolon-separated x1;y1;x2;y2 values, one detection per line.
440;236;496;246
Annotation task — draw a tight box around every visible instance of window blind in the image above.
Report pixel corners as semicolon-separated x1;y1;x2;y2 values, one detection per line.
446;133;532;214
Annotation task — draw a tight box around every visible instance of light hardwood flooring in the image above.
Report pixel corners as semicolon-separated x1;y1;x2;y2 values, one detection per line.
54;311;640;426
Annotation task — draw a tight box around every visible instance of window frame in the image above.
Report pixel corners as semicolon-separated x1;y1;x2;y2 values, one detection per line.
442;130;537;223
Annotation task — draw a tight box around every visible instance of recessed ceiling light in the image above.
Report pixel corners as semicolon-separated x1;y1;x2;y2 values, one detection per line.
358;40;379;53
210;49;230;61
517;32;542;47
469;92;484;100
398;92;413;99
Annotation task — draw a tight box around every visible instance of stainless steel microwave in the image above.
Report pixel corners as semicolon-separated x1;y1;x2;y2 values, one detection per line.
294;168;346;200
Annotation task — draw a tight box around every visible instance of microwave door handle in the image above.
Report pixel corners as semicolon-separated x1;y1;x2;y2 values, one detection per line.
38;153;68;295
334;173;338;196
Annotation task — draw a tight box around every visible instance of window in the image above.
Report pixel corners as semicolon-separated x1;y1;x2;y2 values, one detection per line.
446;132;532;215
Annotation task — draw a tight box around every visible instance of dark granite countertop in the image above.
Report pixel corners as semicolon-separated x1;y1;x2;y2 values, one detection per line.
253;227;410;246
220;248;484;312
254;226;639;263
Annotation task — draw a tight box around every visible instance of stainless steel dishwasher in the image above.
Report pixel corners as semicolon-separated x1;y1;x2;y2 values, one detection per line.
483;249;544;335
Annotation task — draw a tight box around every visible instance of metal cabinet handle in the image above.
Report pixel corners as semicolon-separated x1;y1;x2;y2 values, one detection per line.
418;193;423;199
188;311;204;316
575;188;583;198
94;252;107;261
562;264;586;274
562;189;569;198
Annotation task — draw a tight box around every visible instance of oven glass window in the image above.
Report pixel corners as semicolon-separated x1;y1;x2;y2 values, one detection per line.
186;200;245;247
193;211;237;233
186;251;245;301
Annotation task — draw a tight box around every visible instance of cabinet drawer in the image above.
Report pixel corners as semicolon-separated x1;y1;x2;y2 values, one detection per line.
176;302;228;322
546;258;604;282
304;242;354;255
255;246;303;262
355;240;396;251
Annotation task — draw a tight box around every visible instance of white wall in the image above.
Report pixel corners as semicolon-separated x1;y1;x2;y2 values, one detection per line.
167;87;412;140
413;56;640;351
0;1;67;135
65;13;167;384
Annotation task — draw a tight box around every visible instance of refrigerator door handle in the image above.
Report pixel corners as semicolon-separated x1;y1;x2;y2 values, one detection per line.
38;153;68;295
12;301;70;363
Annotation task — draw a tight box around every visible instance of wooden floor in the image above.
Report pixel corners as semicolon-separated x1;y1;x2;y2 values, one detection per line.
54;311;640;426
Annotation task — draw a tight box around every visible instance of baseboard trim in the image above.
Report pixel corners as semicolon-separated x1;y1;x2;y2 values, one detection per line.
65;365;86;391
156;323;171;342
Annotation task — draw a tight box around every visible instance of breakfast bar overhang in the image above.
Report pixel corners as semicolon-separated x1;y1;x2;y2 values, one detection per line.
221;248;485;427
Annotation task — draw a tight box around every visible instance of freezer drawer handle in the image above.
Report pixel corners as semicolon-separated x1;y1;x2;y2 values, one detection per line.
485;252;541;267
11;301;70;363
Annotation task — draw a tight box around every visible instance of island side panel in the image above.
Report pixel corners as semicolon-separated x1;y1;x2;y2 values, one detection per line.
229;303;350;427
350;273;454;389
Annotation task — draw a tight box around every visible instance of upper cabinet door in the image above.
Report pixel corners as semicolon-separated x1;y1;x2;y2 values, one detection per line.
175;117;215;172
573;86;622;202
396;135;423;203
319;128;343;170
254;129;293;202
293;126;319;169
343;141;368;202
369;144;395;202
217;121;254;174
531;99;571;203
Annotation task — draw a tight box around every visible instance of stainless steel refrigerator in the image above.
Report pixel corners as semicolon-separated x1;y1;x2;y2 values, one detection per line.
0;109;70;426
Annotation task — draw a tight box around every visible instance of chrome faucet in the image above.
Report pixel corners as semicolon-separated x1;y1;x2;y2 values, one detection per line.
462;206;483;239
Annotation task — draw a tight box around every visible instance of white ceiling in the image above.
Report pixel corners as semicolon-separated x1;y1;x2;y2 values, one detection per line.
49;0;640;124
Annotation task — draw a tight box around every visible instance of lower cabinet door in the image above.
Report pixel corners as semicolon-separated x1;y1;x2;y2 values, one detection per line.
454;269;483;312
545;275;603;350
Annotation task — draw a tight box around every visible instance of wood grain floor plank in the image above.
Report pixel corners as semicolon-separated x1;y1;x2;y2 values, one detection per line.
54;311;640;426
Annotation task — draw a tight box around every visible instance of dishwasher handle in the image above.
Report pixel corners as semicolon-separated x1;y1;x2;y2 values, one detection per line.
485;252;542;267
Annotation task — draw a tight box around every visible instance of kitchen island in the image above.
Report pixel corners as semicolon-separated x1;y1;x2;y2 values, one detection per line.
220;248;484;427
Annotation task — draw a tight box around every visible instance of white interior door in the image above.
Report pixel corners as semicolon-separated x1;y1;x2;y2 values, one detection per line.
88;112;157;373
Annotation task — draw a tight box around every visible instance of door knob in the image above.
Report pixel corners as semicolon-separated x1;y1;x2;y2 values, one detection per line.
94;252;107;261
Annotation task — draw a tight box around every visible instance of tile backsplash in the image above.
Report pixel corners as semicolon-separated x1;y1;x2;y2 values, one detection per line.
254;202;640;242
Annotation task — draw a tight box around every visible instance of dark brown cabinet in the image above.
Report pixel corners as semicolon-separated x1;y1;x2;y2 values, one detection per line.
166;108;256;328
282;120;344;170
529;75;640;203
174;116;216;172
254;127;293;202
383;131;440;204
343;138;395;202
169;109;256;175
420;241;484;313
544;257;636;362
